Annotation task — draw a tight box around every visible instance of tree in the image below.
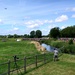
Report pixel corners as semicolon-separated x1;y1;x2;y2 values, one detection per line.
24;34;30;38
13;34;18;38
7;34;13;38
36;30;42;38
68;39;73;44
49;27;60;38
60;26;75;37
30;30;36;38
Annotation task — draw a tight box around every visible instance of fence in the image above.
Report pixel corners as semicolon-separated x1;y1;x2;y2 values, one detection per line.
0;52;53;75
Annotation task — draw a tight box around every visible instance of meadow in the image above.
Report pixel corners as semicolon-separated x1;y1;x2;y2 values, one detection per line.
0;38;75;75
0;39;40;63
25;54;75;75
0;38;53;74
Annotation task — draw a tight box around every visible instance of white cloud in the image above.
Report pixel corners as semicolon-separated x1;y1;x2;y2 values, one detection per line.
8;27;19;35
24;16;30;19
13;27;19;31
24;19;53;28
61;26;67;29
44;20;53;23
66;7;75;12
55;15;68;22
0;19;2;22
72;7;75;11
41;24;56;35
0;19;3;24
24;20;41;28
72;14;75;18
42;29;47;32
48;24;56;29
27;24;39;28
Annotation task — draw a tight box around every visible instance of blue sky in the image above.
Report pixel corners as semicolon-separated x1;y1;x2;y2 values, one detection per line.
0;0;75;35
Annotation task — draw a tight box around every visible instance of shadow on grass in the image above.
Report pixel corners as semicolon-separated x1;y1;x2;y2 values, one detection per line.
21;60;52;75
23;63;47;75
11;53;59;75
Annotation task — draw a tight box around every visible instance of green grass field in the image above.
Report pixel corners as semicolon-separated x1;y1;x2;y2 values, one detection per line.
0;39;42;74
25;54;75;75
0;39;40;63
0;39;75;75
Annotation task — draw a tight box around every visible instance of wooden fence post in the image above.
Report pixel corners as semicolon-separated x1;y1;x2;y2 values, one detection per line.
24;57;26;73
35;55;37;68
8;60;10;75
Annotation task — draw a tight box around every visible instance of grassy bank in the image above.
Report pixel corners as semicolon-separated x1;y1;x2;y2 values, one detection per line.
25;54;75;75
40;39;75;54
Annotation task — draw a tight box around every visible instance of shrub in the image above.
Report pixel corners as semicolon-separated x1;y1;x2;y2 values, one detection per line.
60;44;75;54
40;39;52;45
68;39;73;45
50;41;66;48
40;39;75;54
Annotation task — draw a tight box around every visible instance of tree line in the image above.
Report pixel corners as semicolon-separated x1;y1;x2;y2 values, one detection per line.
0;25;75;38
0;30;42;38
49;25;75;38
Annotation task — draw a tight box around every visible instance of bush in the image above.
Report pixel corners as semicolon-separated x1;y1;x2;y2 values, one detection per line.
68;39;73;45
40;39;75;54
40;39;52;45
50;41;66;48
60;44;75;54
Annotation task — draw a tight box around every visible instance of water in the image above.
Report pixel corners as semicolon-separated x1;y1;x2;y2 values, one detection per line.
41;43;55;52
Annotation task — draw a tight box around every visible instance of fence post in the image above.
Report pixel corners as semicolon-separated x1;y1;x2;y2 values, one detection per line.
24;57;26;73
35;55;37;68
8;60;10;75
44;53;46;64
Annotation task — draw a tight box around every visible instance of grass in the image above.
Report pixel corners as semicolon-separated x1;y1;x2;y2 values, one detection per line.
0;39;75;75
0;39;40;63
41;39;75;54
0;39;53;75
0;39;41;74
25;54;75;75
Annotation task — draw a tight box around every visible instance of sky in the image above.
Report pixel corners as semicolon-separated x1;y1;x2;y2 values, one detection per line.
0;0;75;35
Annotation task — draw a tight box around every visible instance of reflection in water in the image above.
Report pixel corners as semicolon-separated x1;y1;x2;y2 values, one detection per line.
41;43;55;52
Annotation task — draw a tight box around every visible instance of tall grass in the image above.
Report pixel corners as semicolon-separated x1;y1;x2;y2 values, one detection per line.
40;39;75;54
0;39;40;63
0;39;42;74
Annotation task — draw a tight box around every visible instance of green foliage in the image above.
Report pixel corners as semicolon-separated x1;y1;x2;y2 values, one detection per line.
68;39;73;44
29;30;42;38
49;27;60;38
49;25;75;38
41;39;75;54
50;41;66;48
7;34;13;38
50;41;75;54
36;30;42;38
13;34;18;38
24;34;30;38
30;30;36;38
60;25;75;37
40;39;52;45
61;45;75;54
